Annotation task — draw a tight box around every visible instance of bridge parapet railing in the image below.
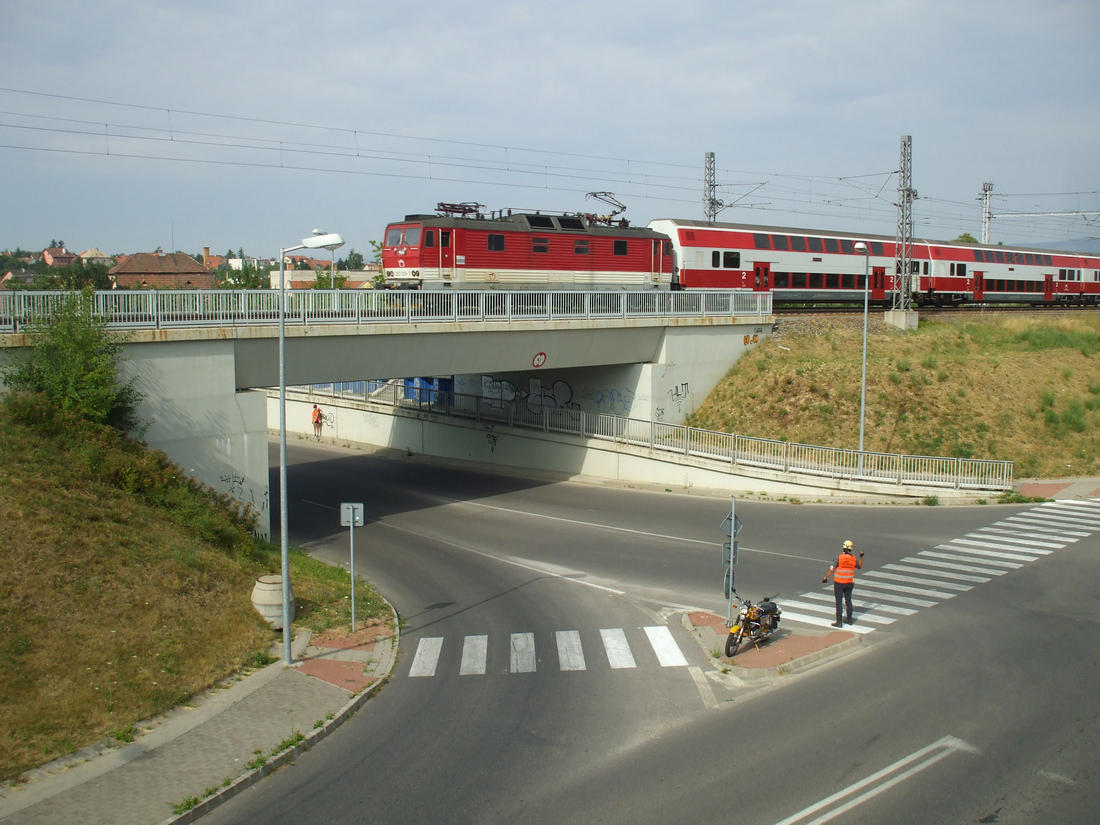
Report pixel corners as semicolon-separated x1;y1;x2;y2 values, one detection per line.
1;289;772;333
306;383;1012;492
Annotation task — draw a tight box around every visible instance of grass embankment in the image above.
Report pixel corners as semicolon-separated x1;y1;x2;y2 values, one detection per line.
687;314;1100;479
0;399;387;781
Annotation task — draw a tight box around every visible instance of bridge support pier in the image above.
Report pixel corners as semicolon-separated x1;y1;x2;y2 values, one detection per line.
121;340;272;539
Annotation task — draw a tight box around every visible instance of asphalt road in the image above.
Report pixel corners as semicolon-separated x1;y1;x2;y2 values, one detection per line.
201;441;1099;824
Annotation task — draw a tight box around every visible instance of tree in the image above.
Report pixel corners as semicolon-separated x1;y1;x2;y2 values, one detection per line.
2;289;143;431
313;270;348;289
954;232;979;244
342;248;365;270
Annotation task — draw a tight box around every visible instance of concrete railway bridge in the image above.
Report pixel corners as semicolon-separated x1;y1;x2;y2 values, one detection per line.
1;289;1012;538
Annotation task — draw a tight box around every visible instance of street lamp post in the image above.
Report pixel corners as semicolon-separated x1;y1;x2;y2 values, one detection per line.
854;242;870;464
278;231;345;665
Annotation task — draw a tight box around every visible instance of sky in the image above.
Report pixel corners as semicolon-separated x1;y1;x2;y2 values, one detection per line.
2;0;1099;260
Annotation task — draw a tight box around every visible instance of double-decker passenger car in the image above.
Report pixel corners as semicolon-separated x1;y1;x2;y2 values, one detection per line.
382;205;673;290
650;219;1100;306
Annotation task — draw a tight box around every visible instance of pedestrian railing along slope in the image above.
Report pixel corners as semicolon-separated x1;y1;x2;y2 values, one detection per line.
0;288;773;332
311;382;1014;493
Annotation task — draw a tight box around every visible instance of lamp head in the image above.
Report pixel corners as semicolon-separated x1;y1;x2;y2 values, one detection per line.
302;232;345;252
854;242;868;253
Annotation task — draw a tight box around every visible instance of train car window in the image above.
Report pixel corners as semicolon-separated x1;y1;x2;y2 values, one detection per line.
533;238;549;253
771;234;790;251
993;250;1005;263
753;233;770;249
723;251;741;268
790;236;806;252
824;238;840;254
808;237;824;253
774;273;790;287
842;273;855;289
972;250;984;262
574;239;590;254
1044;255;1053;266
712;251;721;268
488;234;505;251
385;227;403;246
825;272;839;289
528;215;555;228
614;240;628;256
1024;253;1034;265
792;273;806;288
405;227;421;245
923;261;929;275
441;230;451;248
423;231;435;248
871;242;885;256
809;273;823;289
840;239;854;254
559;217;586;230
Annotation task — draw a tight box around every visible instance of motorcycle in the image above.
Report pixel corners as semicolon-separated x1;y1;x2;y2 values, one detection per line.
724;591;782;658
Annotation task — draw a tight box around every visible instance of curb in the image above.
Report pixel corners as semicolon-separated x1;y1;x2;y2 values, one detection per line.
162;599;401;825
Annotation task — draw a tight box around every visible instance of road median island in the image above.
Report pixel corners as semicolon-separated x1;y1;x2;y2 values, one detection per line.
683;610;862;677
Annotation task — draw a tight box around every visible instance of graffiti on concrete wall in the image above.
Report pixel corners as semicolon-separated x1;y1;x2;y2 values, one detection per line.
666;381;691;415
219;471;269;518
585;386;636;415
483;375;581;414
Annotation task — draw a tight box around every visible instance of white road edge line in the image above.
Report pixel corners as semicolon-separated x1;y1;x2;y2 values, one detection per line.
688;666;718;709
772;735;979;825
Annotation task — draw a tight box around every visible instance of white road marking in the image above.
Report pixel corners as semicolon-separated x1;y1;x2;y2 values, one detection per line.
600;628;637;669
409;637;443;677
459;635;487;676
865;570;973;591
643;625;689;667
688;666;718;709
555;630;586;671
883;562;990;583
772;735;979;825
510;632;537;673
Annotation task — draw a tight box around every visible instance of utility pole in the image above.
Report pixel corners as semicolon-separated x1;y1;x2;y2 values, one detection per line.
980;181;994;244
704;152;724;222
892;135;916;314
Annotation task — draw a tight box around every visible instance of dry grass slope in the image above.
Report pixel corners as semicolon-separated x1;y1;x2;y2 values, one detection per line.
0;409;387;781
686;314;1100;479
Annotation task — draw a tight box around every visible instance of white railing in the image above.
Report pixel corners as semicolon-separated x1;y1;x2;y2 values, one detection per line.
311;382;1014;493
0;288;773;333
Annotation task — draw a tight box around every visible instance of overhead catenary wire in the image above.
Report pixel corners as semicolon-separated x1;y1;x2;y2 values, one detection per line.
0;87;1095;246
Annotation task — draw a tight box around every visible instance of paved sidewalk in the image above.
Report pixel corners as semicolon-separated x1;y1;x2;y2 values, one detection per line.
0;618;398;825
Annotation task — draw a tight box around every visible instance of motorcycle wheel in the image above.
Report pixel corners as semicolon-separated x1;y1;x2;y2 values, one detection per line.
724;629;743;658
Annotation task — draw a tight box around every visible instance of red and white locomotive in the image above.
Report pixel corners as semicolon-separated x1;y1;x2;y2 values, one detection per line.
382;202;673;291
382;205;1100;306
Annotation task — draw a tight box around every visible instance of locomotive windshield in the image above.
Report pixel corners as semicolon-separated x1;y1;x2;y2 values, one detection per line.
385;225;422;246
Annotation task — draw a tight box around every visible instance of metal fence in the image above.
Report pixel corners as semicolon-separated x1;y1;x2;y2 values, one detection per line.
0;288;773;333
310;381;1014;493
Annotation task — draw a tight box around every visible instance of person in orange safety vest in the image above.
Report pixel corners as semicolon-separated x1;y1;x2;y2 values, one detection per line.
822;539;864;627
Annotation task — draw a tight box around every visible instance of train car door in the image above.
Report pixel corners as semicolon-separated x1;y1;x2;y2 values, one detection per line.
753;262;770;292
1044;273;1054;302
439;229;454;281
973;271;984;300
870;266;887;301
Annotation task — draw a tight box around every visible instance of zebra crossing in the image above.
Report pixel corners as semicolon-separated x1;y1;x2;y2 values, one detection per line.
406;624;689;678
780;499;1100;634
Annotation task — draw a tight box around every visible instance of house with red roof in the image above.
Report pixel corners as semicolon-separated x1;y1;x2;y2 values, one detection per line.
108;251;215;289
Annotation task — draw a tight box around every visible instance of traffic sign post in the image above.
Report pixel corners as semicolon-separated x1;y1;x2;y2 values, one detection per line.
340;502;365;631
720;498;742;624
